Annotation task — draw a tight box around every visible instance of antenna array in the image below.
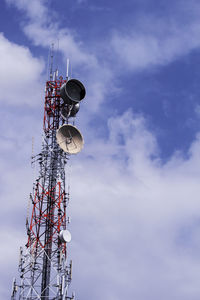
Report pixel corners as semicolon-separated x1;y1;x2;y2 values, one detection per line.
11;50;86;299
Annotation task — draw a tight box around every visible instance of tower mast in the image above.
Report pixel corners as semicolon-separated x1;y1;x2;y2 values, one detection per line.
11;51;86;299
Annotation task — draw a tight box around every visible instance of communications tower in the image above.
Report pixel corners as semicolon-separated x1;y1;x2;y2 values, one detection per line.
11;52;86;299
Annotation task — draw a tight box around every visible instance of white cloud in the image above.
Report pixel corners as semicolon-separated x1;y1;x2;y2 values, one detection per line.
5;0;200;116
6;0;97;68
110;8;200;71
24;24;98;68
23;21;117;112
3;0;116;113
4;107;200;300
5;0;47;23
0;33;44;106
3;1;200;299
65;110;200;300
8;0;200;117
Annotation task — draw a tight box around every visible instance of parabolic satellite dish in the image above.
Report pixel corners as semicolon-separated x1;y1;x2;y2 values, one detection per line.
56;124;84;154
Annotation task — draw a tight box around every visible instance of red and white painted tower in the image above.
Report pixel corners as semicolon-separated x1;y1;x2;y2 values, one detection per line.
11;49;86;300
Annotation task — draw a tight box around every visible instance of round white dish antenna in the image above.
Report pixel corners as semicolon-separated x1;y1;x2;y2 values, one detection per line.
56;124;84;154
59;230;72;243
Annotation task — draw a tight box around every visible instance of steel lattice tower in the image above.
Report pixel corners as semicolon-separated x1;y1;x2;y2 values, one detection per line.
11;54;86;299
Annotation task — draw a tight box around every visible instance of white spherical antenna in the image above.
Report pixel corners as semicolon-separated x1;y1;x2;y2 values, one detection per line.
59;230;72;243
56;124;84;154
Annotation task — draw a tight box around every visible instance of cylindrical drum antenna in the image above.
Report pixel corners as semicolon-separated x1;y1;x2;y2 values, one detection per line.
60;79;86;104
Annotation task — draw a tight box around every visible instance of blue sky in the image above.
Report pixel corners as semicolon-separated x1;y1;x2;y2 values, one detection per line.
2;0;200;299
